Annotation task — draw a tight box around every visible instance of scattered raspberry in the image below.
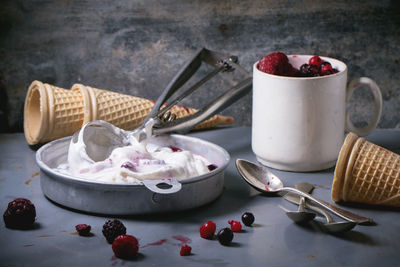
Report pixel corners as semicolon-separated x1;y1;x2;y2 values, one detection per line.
309;55;323;68
75;224;91;236
257;52;294;76
228;220;242;232
3;198;36;229
180;244;192;256
200;221;216;239
112;235;139;259
207;164;218;171
241;212;255;226
102;219;127;244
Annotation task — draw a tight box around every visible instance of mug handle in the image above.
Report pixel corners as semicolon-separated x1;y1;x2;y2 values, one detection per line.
345;77;382;136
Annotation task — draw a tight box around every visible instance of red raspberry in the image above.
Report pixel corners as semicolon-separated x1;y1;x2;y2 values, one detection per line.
112;235;139;259
75;224;91;236
180;245;192;256
228;220;242;232
309;56;323;68
199;221;216;239
257;52;294;76
320;62;333;75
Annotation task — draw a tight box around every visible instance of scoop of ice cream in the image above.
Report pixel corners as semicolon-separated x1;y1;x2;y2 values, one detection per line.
60;137;210;184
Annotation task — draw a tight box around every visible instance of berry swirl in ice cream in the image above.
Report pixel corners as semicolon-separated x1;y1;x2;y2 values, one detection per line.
57;139;211;184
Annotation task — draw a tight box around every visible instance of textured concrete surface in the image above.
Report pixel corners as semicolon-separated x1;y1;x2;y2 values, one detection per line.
0;0;399;132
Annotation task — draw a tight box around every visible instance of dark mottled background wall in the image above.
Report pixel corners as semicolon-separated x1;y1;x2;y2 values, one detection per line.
1;0;399;132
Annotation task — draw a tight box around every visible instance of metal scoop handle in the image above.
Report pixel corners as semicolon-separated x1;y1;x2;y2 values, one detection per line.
143;47;252;135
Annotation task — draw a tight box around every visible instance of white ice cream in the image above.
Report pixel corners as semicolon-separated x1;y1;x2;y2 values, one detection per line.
56;120;211;184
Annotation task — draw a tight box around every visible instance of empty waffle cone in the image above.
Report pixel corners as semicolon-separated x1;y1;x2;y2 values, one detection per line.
332;132;400;207
24;81;91;145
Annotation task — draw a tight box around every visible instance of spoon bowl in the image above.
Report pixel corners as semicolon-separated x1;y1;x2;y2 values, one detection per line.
285;197;316;223
308;203;357;233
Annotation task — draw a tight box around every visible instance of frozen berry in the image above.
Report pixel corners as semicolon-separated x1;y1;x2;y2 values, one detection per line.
180;244;192;256
308;64;320;76
170;146;182;152
257;52;294;76
3;198;36;229
241;212;255;226
309;56;323;68
320;62;333;75
207;164;218;171
299;64;310;75
112;235;139;259
102;219;127;244
75;224;91;236
199;220;216;239
217;228;233;246
121;161;136;171
228;220;242;232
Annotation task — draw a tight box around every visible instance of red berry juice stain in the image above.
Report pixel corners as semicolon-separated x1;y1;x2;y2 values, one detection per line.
172;235;191;246
265;186;270;191
141;239;168;248
24;179;32;185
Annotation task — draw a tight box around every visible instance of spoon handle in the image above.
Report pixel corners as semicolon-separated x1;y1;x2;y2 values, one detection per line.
281;187;373;225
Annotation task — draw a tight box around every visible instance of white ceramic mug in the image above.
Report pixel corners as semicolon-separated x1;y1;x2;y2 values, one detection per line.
252;55;382;172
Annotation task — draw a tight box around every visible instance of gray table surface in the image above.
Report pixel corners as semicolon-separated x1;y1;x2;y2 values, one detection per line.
1;127;400;267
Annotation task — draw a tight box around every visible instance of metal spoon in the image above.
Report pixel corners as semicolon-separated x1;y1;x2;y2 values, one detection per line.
235;159;373;224
285;183;316;223
310;203;357;233
284;187;357;233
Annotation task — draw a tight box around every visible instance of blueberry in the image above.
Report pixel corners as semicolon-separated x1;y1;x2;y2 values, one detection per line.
241;212;255;226
217;228;233;246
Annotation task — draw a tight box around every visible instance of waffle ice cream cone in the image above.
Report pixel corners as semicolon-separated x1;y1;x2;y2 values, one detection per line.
72;84;155;130
24;81;91;145
24;81;234;145
332;132;400;207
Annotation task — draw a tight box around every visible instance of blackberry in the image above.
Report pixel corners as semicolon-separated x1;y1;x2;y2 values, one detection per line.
299;64;319;77
3;198;36;229
102;219;127;244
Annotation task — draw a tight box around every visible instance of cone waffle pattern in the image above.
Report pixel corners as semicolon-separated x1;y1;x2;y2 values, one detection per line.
332;132;400;207
49;85;86;140
346;138;400;206
84;86;154;130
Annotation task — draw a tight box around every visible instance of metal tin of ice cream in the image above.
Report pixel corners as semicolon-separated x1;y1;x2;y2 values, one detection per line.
36;134;229;215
